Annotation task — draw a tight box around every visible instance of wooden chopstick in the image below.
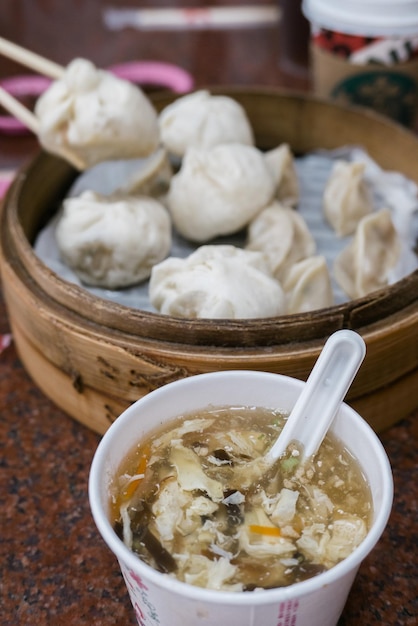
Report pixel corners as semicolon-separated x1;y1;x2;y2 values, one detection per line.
0;36;64;79
0;37;96;170
0;85;39;133
0;85;85;170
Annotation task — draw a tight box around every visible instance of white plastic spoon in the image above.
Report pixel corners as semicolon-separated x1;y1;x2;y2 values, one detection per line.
265;329;366;465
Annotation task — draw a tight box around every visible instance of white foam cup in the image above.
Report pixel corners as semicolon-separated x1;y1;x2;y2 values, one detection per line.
89;370;393;626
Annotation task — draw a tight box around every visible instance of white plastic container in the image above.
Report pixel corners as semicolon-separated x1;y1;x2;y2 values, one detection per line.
303;0;418;37
302;0;418;127
89;370;393;626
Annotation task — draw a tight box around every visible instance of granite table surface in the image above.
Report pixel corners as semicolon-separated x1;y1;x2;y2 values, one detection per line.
0;292;416;626
0;1;417;624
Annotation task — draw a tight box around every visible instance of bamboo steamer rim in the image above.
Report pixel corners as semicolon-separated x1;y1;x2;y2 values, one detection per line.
3;86;418;349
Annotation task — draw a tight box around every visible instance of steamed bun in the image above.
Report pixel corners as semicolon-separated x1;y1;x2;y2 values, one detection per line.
35;58;160;169
167;143;275;242
56;191;171;288
149;245;285;319
158;90;254;157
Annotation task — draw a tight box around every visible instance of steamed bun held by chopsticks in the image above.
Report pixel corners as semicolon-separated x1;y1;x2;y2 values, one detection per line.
56;191;171;289
35;58;160;169
149;245;285;319
158;90;254;157
167;143;275;242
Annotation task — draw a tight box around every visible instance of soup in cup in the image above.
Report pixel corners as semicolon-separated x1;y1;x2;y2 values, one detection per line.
89;370;393;626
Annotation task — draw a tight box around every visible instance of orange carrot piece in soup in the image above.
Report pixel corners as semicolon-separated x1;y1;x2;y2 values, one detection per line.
122;444;151;500
249;524;282;537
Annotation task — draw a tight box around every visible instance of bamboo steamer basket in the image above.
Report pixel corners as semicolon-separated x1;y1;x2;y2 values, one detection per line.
0;87;417;435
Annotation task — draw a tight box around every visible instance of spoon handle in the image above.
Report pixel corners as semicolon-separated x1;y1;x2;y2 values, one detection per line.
265;329;366;464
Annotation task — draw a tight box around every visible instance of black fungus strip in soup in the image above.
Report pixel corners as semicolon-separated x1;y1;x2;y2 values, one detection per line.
111;406;372;592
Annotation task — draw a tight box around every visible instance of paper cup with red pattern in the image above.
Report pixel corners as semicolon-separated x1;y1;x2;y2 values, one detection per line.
302;0;418;127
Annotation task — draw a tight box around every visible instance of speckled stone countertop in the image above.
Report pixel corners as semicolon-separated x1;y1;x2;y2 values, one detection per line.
0;2;417;623
1;288;416;625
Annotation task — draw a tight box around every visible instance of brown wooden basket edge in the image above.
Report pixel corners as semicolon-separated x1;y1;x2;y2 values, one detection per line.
11;318;418;436
2;87;418;347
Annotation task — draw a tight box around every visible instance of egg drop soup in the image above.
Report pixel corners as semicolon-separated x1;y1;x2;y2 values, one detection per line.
110;405;372;592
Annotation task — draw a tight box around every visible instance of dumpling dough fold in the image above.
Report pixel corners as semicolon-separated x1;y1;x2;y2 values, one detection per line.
282;256;333;314
333;208;401;299
264;144;299;207
323;161;373;237
149;245;285;319
246;202;316;281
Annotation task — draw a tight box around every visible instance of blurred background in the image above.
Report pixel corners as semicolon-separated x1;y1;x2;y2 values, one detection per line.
0;1;313;169
0;1;309;89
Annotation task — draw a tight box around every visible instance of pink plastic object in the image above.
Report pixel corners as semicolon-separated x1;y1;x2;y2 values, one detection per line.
0;74;52;134
0;333;12;354
0;61;194;135
0;171;14;196
109;60;194;93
